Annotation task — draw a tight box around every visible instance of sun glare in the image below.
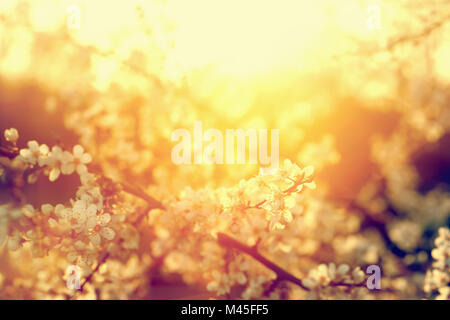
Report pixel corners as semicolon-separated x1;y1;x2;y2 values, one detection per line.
164;0;326;78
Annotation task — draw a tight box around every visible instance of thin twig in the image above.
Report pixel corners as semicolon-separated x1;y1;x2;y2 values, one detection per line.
385;14;450;52
0;145;19;158
120;180;163;210
246;178;308;210
79;252;110;293
217;232;309;291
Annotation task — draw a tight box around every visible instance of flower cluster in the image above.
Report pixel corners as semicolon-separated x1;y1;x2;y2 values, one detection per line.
302;263;365;289
4;128;19;143
0;129;144;279
0;204;23;250
18;141;92;182
424;228;450;300
150;160;321;298
1;117;445;300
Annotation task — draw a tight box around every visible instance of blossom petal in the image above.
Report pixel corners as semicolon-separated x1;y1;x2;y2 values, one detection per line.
73;145;84;157
100;213;111;226
39;144;49;155
100;227;115;240
89;233;101;246
81;153;92;164
86;216;97;229
76;164;88;175
49;168;61;182
61;163;75;175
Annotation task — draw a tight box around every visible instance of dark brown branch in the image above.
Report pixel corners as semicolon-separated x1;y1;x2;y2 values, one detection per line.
69;181;162;296
79;252;110;293
120;180;163;210
246;177;309;210
263;278;282;296
0;145;19;158
0;137;163;209
118;180;164;225
217;232;310;291
218;233;373;294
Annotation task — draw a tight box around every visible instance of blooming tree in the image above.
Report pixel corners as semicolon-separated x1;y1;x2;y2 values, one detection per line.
0;0;449;300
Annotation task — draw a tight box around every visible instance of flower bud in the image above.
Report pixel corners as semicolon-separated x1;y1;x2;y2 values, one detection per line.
4;128;19;143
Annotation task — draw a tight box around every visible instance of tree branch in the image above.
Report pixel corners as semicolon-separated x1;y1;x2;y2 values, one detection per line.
217;232;310;290
78;252;110;294
246;178;309;210
217;232;370;294
385;14;450;52
0;145;19;158
120;180;163;211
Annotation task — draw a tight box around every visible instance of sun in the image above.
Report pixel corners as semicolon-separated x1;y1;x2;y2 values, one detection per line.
164;0;326;79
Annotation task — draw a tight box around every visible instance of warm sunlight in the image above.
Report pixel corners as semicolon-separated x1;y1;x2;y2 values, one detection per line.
1;0;449;304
